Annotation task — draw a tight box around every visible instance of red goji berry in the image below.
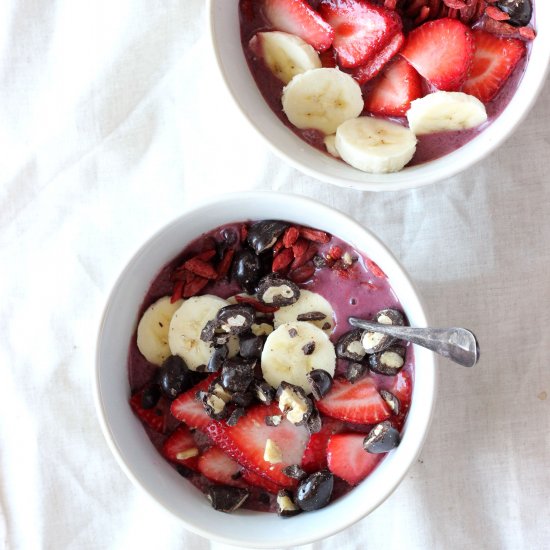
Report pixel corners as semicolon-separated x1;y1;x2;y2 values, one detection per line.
216;248;235;280
171;280;184;303
183;276;209;298
288;263;315;283
272;248;294;272
183;257;218;280
299;227;331;244
234;294;279;313
195;249;217;262
283;226;300;248
366;259;386;279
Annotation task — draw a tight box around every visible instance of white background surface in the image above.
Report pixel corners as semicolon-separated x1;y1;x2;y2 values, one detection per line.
1;1;549;549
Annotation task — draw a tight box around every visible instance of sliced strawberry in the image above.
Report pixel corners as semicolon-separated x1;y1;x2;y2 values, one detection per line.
462;30;526;103
170;375;216;430
318;0;402;69
242;469;283;494
327;433;383;485
262;0;334;52
364;56;423;116
206;403;310;489
197;446;247;487
162;426;200;470
400;18;474;91
317;376;391;424
352;31;405;84
380;368;413;430
301;417;345;473
130;391;166;433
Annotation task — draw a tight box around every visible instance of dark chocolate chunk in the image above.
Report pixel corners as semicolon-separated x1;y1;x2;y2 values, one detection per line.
302;341;316;355
313;255;328;268
295;470;334;512
368;346;406;376
282;464;307;481
345;361;368;383
276;381;312;425
206;486;249;513
252;380;275;405
496;0;532;27
221;227;238;246
231;391;254;407
231;249;262;293
216;304;255;335
176;464;193;478
206;345;228;373
276;489;302;518
220;358;256;393
306;407;322;434
380;389;400;415
336;329;367;361
247;220;289;255
257;274;300;307
296;311;327;322
140;384;161;409
258;492;271;506
239;334;264;358
265;414;283;427
200;319;220;342
200;379;232;420
158;355;193;399
306;369;333;400
363;421;401;454
226;407;246;426
361;309;405;354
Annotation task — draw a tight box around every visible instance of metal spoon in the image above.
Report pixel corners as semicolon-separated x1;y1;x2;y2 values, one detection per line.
348;317;480;368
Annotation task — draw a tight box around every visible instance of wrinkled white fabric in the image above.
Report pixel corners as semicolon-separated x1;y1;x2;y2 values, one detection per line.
1;1;549;549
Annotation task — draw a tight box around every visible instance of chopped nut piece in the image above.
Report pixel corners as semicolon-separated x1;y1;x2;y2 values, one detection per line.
264;438;283;464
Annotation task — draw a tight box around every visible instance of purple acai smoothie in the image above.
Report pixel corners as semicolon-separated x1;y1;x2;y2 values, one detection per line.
239;0;536;170
128;220;414;515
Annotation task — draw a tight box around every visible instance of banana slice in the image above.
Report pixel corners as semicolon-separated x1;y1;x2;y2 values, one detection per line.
136;296;183;366
274;290;335;335
282;68;363;135
168;295;238;371
335;117;417;173
406;91;487;135
249;31;321;85
323;134;340;158
261;321;336;394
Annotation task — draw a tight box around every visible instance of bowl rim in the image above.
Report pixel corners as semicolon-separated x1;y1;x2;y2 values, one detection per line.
207;0;550;191
93;191;438;546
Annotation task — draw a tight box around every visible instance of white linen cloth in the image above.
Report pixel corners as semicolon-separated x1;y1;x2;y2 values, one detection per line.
1;1;549;548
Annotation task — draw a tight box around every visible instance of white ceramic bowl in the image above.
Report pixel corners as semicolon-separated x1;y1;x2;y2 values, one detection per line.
94;191;436;547
208;1;550;191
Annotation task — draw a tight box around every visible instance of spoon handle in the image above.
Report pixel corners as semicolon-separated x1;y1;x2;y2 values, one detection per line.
348;318;480;368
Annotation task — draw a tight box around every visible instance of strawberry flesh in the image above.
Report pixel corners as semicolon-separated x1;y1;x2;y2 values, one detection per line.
364;56;423;116
327;432;383;485
262;0;335;52
352;31;405;85
206;403;310;489
400;18;474;91
318;0;402;69
316;376;391;424
197;446;247;487
301;417;345;473
462;30;526;103
170;375;216;431
162;426;200;470
130;391;166;433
